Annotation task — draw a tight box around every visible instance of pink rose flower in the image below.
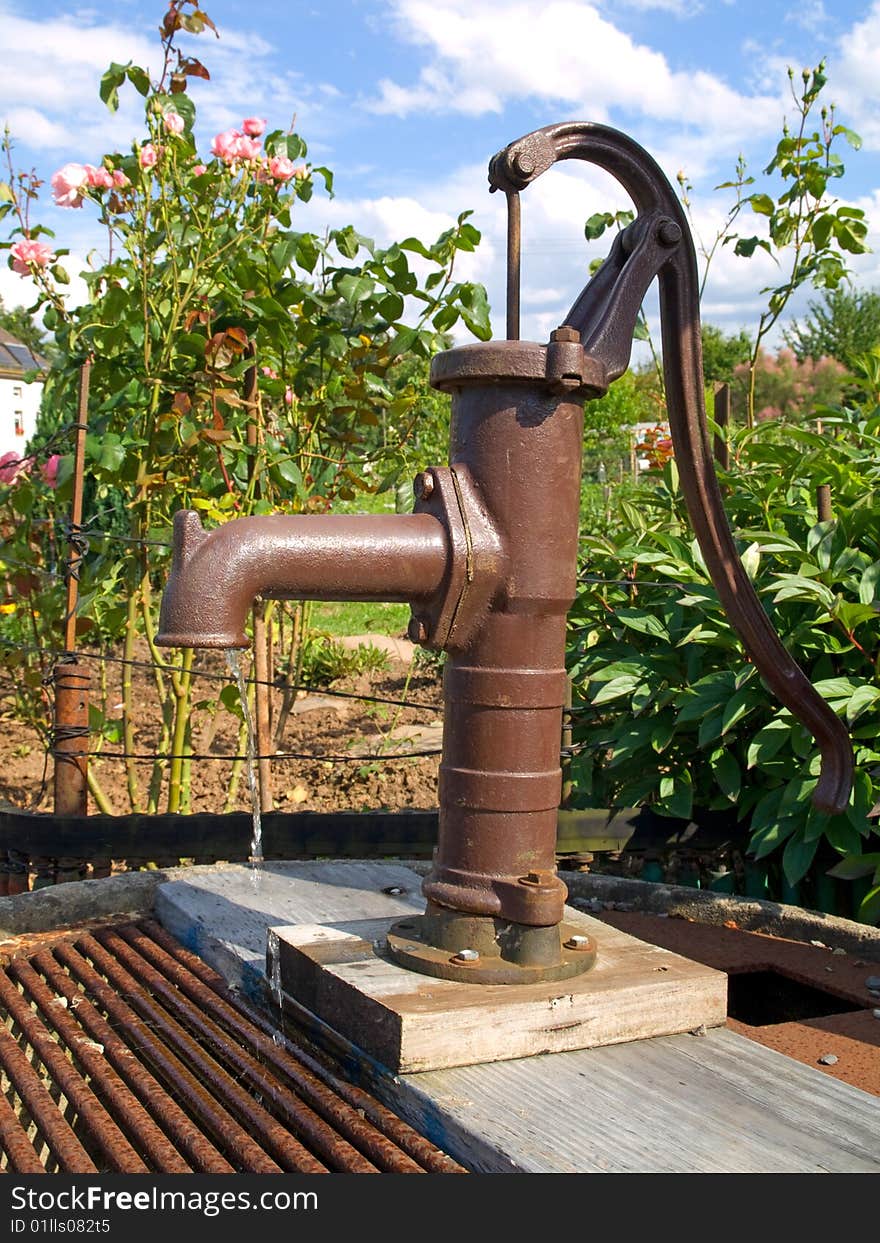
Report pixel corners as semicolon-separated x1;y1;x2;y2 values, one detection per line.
164;111;185;136
211;129;262;164
192;164;207;176
51;163;89;208
10;237;55;275
0;452;30;485
112;169;130;188
233;134;261;161
139;144;160;169
85;164;114;189
211;129;241;162
267;155;296;182
41;455;61;488
284;386;293;406
242;117;266;137
260;365;279;379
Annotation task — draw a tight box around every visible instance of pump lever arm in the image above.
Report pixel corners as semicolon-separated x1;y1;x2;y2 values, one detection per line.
490;121;852;815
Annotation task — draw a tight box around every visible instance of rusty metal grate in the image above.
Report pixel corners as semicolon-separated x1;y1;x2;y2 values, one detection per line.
0;918;466;1174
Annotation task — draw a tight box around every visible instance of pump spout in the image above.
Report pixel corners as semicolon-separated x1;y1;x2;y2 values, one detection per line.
156;509;450;649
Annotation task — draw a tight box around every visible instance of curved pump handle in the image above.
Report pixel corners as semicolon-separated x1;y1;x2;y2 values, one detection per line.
490;122;853;816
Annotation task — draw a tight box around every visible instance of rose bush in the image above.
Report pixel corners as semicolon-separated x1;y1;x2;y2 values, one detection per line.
0;0;491;815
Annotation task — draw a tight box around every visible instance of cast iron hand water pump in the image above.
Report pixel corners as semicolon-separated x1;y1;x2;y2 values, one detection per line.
157;123;853;986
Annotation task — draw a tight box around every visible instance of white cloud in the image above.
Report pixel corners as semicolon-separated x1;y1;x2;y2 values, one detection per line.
368;0;780;152
0;6;346;162
611;0;702;13
833;1;880;150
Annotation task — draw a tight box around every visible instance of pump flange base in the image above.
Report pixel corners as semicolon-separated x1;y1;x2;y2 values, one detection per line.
386;915;597;984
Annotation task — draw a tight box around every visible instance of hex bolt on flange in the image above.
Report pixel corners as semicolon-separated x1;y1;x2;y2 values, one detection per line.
407;616;429;644
564;935;594;952
451;949;480;965
413;471;434;501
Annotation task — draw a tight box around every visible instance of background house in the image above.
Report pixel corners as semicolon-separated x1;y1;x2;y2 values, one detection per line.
0;328;47;459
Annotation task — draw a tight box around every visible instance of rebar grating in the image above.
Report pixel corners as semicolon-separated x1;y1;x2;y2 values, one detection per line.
0;918;467;1174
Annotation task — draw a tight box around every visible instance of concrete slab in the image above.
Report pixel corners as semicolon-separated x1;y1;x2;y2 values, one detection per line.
154;861;880;1173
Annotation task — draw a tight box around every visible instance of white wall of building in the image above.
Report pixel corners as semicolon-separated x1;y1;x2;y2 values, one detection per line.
0;373;43;459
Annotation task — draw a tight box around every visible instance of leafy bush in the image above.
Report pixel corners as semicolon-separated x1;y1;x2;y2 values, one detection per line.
300;633;389;687
568;407;880;921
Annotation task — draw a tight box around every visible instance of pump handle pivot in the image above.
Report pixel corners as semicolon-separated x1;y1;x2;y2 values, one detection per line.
490;122;852;815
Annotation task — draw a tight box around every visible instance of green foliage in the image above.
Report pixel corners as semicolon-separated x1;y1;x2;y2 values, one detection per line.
784;285;880;370
299;633;389;686
700;324;751;386
0;295;51;359
582;369;659;478
568;413;880;918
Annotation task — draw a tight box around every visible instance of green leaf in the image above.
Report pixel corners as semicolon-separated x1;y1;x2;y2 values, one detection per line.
127;65;151;97
657;769;693;820
846;685;880;725
857;884;880;925
823;817;864;856
458;282;492;341
745;720;795;765
734;236;772;258
99;62;128;112
751;818;798;860
590;675;640;705
615;609;668;639
721;689;755;735
782;832;819;886
748;193;775;216
698;710;724;748
827;852;880;881
584;212;614;241
858;560;880;604
334;273;375;305
711;749;741;800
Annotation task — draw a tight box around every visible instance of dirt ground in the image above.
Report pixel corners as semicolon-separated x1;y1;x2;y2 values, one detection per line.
0;641;443;816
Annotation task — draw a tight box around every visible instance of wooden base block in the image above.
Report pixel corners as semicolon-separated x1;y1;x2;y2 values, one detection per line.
268;907;727;1073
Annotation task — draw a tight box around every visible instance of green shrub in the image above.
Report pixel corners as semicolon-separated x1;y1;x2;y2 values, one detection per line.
568;406;880;921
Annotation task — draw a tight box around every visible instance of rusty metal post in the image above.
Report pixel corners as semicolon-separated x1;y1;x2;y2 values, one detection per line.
48;362;92;883
52;665;90;819
245;351;274;814
817;483;833;523
713;382;730;470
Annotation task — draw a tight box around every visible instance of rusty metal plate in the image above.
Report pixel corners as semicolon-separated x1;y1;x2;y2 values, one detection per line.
386;915;596;984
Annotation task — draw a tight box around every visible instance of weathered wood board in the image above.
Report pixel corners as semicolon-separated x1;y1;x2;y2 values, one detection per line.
155;862;880;1172
269;908;727;1072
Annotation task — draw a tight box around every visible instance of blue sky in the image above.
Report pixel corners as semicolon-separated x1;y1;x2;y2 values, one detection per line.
2;0;880;347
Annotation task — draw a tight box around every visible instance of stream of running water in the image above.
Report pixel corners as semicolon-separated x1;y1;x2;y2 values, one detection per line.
225;650;263;877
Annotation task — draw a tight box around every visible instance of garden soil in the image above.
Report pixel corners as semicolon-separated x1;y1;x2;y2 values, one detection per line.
0;640;442;816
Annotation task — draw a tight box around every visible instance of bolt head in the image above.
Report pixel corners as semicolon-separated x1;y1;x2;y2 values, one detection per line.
551;325;580;343
407;616;429;644
564;935;592;951
413;470;434;501
658;219;682;247
512;149;535;178
452;948;480;963
520;871;543;886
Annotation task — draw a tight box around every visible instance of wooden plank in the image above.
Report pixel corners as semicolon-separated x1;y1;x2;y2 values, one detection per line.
155;861;880;1173
270;909;727;1072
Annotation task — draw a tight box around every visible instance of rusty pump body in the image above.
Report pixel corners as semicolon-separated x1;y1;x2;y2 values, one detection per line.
157;122;853;987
